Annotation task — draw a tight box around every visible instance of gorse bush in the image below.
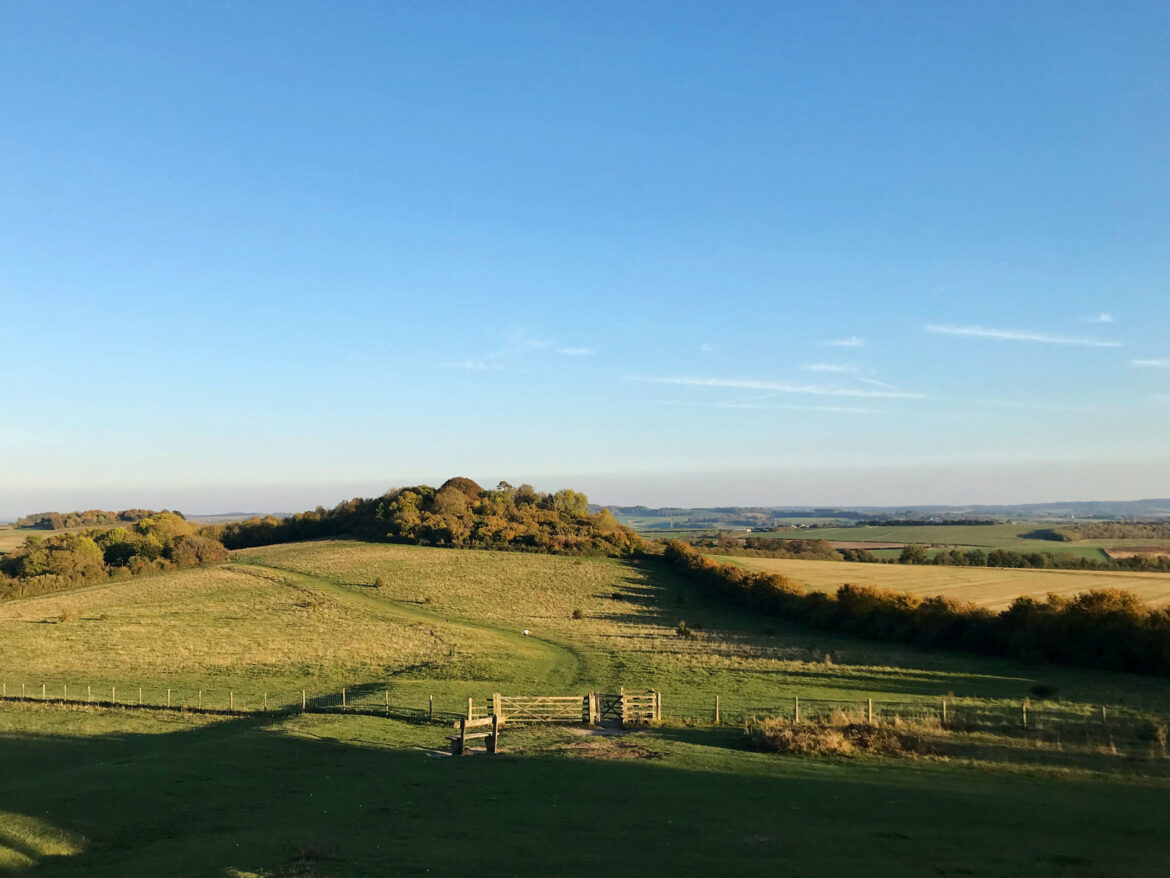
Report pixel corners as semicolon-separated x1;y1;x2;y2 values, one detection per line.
660;541;1170;677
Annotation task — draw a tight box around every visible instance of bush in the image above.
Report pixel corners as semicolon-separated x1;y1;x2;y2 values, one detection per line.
571;608;583;620
749;718;909;757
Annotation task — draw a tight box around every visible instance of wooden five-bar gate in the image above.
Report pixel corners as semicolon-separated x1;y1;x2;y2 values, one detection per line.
470;689;661;728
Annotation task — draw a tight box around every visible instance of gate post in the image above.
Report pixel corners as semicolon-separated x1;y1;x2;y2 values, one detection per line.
492;693;503;725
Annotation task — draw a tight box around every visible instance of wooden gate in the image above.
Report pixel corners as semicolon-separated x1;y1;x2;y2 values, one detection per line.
598;692;623;724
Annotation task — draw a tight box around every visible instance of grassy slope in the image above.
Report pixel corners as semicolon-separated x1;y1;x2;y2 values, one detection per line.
717;554;1170;610
4;541;1170;874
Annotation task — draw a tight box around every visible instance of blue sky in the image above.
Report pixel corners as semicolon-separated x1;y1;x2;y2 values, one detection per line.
2;1;1168;515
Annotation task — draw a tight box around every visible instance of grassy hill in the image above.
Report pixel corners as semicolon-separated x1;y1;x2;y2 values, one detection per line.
3;541;1170;874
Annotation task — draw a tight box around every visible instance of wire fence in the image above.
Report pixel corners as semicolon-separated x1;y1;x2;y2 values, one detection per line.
0;681;467;724
2;680;1166;753
659;691;1169;751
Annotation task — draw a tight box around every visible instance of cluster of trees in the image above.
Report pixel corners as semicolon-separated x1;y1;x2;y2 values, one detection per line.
1060;522;1170;541
704;536;839;561
12;508;171;530
661;541;1170;676
0;513;227;599
895;544;1170;572
213;478;641;555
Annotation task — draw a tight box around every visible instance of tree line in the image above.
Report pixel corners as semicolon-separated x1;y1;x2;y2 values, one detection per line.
12;508;172;530
661;541;1170;677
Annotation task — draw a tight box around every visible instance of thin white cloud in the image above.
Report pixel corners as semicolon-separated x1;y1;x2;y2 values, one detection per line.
557;346;595;356
1132;358;1170;368
626;376;925;399
1085;312;1114;324
699;343;715;353
858;377;901;390
802;362;858;373
924;324;1122;348
442;360;502;371
823;337;865;348
654;400;882;414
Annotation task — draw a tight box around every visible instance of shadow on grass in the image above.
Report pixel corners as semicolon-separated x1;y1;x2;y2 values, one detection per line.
3;707;1170;877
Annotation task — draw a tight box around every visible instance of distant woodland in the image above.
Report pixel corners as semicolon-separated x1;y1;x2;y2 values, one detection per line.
13;508;170;529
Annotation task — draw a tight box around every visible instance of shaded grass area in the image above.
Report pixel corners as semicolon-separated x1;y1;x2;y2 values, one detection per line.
2;703;1170;877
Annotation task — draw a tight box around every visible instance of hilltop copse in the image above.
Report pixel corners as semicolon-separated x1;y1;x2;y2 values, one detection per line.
0;478;640;600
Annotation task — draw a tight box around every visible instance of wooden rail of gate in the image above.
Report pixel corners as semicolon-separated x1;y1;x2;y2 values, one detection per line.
483;690;661;727
490;694;590;725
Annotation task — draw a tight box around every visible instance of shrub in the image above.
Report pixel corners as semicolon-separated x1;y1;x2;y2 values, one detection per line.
571;608;583;620
749;718;908;757
676;620;693;638
373;576;387;589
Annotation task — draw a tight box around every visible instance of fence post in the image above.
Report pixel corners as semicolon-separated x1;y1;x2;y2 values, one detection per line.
342;688;346;708
139;687;143;706
467;697;473;721
22;684;25;699
1022;701;1028;729
230;692;234;713
655;690;662;721
112;686;116;705
302;690;306;712
167;688;171;708
42;683;46;701
867;698;873;724
714;695;720;725
385;690;389;716
198;689;202;710
87;685;92;703
264;693;268;712
429;694;433;721
63;684;67;702
492;693;503;725
942;699;947;725
794;696;800;723
1101;705;1107;727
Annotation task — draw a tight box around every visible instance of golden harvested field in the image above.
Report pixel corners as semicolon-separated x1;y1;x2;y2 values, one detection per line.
717;555;1170;609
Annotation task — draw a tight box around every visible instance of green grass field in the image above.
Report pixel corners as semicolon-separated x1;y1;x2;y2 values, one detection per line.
717;554;1170;610
3;541;1170;874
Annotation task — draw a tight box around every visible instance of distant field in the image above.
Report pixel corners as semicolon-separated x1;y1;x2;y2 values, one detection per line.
745;522;1170;562
717;555;1170;610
